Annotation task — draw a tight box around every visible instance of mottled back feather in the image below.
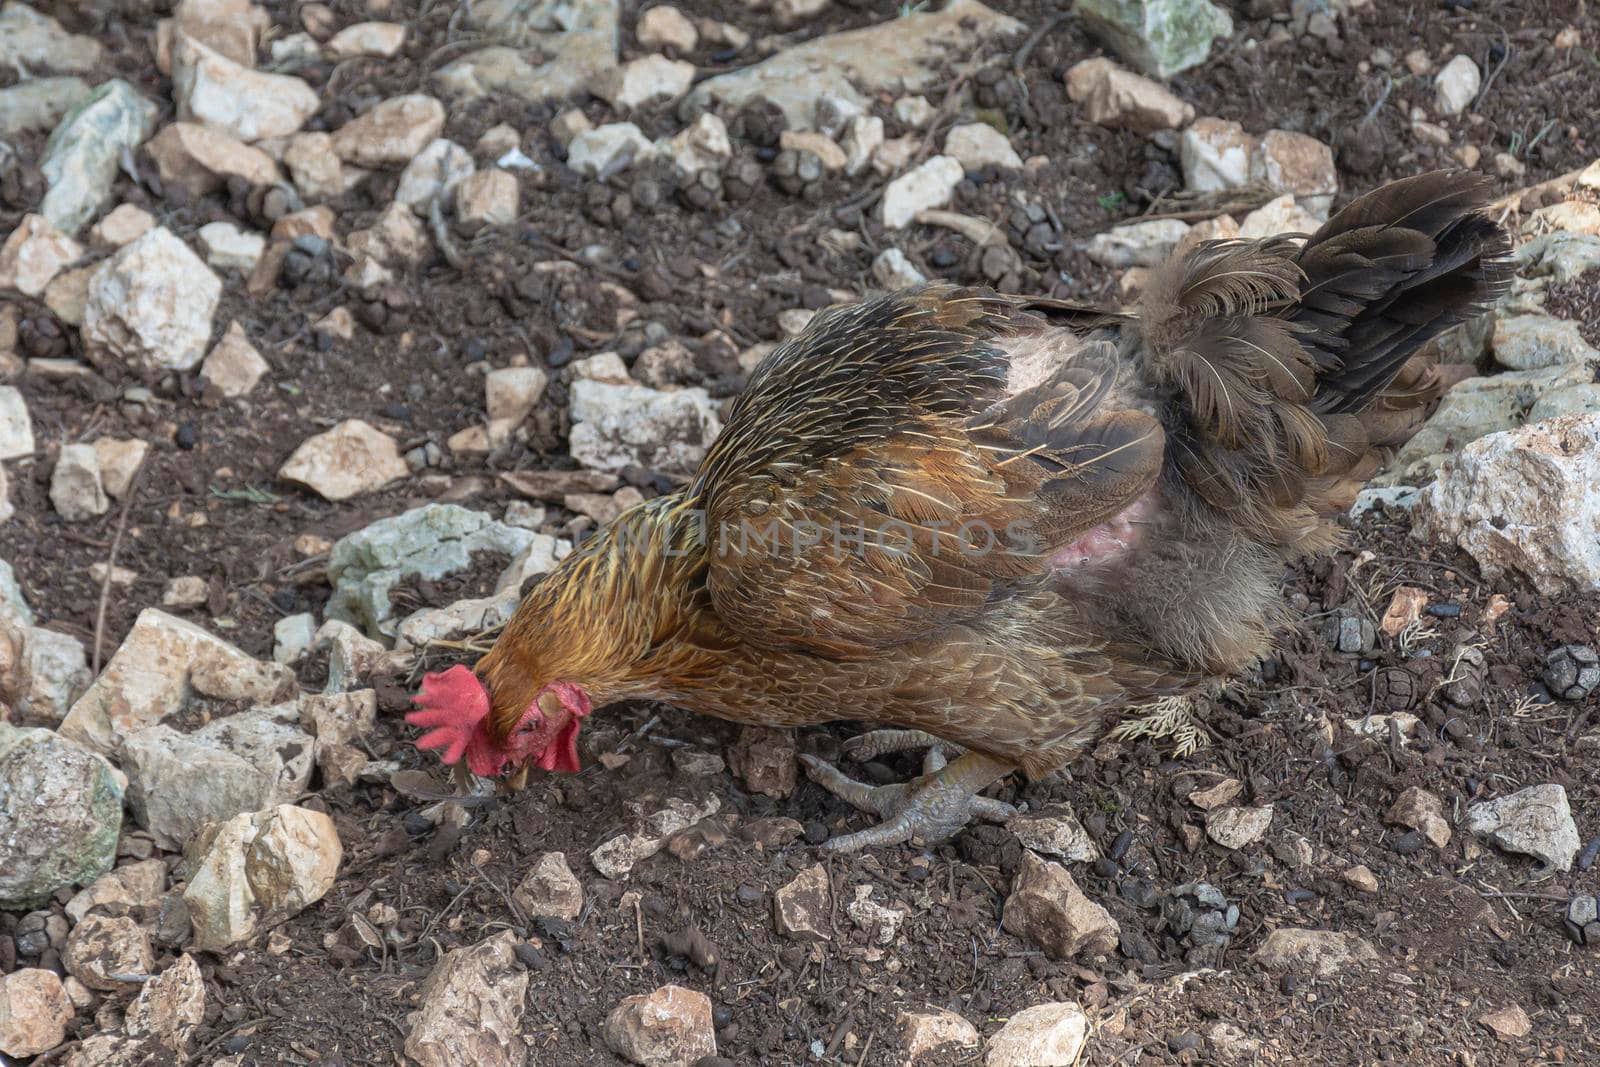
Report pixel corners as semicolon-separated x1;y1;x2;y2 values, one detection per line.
694;286;1164;657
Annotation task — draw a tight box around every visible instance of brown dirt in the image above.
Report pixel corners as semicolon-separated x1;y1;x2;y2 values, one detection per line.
3;0;1599;1064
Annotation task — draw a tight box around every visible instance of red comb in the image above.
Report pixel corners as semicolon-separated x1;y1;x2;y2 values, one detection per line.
406;665;509;777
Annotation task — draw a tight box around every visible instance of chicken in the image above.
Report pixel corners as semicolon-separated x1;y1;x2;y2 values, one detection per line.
408;171;1512;852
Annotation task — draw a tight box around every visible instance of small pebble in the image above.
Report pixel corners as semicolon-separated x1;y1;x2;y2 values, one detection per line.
1390;829;1426;855
1168;1032;1203;1053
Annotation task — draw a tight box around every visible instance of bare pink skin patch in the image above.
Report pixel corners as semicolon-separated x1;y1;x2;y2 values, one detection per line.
1049;494;1157;573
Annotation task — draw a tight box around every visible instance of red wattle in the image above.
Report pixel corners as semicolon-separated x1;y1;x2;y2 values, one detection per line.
536;717;584;774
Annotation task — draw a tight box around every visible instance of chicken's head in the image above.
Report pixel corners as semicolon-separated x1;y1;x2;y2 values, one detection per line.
407;664;593;777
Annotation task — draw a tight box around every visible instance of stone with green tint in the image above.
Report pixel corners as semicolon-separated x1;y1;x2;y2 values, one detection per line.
1073;0;1233;79
326;504;537;636
39;79;158;236
0;724;124;909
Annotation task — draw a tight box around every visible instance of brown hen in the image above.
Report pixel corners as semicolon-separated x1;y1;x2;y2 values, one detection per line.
409;171;1512;851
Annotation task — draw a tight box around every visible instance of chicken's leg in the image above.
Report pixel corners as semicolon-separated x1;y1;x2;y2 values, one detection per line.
798;748;1016;852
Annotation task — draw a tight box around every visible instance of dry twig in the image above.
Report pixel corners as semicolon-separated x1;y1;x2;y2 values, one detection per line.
91;455;147;676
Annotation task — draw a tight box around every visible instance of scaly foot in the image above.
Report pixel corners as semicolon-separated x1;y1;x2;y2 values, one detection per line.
840;728;965;763
798;749;1016;852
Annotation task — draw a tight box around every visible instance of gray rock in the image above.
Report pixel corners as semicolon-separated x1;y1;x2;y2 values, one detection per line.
433;0;619;103
405;932;531;1067
568;379;722;474
773;863;831;941
590;795;720;879
589;54;694;110
314;619;389;693
872;247;927;290
566;122;656;177
984;1002;1088;1066
0;724;123;909
395;138;475;212
0;386;33;461
1530;384;1600;422
298;690;377;746
1348;484;1419;519
183;804;342;951
1543;644;1599;701
1252;928;1378;977
123;704;316;850
1413;413;1600;594
1515;231;1600;284
1491;314;1600;371
603;984;716;1067
1386;363;1593;483
1006;811;1100;862
880;155;964;229
62;913;153;991
173;34;320;143
1001;851;1120;960
325;503;538;635
1467;783;1581;872
59;608;295;756
1566;895;1598;945
274;613;317;664
0;3;103;76
39;80;158;236
1434;55;1480;117
1086;217;1191;268
682;0;1024;131
1074;0;1234;80
20;625;91;723
48;441;109;521
0;558;32;624
81;226;220;375
0;76;90;137
512;851;584;921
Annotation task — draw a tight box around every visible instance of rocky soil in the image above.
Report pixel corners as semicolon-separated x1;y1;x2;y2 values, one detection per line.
2;0;1599;1064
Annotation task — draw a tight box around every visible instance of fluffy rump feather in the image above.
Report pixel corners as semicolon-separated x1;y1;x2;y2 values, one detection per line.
1133;170;1513;552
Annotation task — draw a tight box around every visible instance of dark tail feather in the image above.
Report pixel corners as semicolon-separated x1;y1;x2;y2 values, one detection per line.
1132;170;1512;549
1293;171;1514;416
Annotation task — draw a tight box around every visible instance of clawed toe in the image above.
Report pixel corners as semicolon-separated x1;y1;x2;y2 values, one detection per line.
841;729;946;763
798;751;1016;853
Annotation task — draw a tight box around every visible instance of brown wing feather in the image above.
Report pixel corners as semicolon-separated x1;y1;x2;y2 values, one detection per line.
697;287;1165;657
